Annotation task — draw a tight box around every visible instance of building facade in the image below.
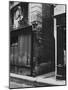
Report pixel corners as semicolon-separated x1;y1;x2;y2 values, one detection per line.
9;1;66;80
54;5;66;80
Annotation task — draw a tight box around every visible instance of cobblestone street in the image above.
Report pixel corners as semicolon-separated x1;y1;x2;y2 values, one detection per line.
10;77;34;88
9;73;65;89
10;81;33;88
10;76;52;89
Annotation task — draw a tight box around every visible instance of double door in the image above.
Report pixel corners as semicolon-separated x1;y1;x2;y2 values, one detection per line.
57;25;66;80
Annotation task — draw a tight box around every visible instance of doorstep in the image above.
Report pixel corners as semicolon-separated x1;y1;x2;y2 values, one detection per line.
10;73;66;86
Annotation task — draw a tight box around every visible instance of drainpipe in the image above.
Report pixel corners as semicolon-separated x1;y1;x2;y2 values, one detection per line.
54;18;57;79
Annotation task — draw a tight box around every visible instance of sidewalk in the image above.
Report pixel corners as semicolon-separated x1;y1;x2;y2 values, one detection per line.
10;73;66;86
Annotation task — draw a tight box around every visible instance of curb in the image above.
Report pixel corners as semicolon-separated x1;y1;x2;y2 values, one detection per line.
10;73;66;86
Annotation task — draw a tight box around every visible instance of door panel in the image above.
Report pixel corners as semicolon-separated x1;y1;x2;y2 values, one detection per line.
57;26;66;80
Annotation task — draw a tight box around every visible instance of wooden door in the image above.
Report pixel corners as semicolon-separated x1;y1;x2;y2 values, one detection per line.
57;26;66;80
